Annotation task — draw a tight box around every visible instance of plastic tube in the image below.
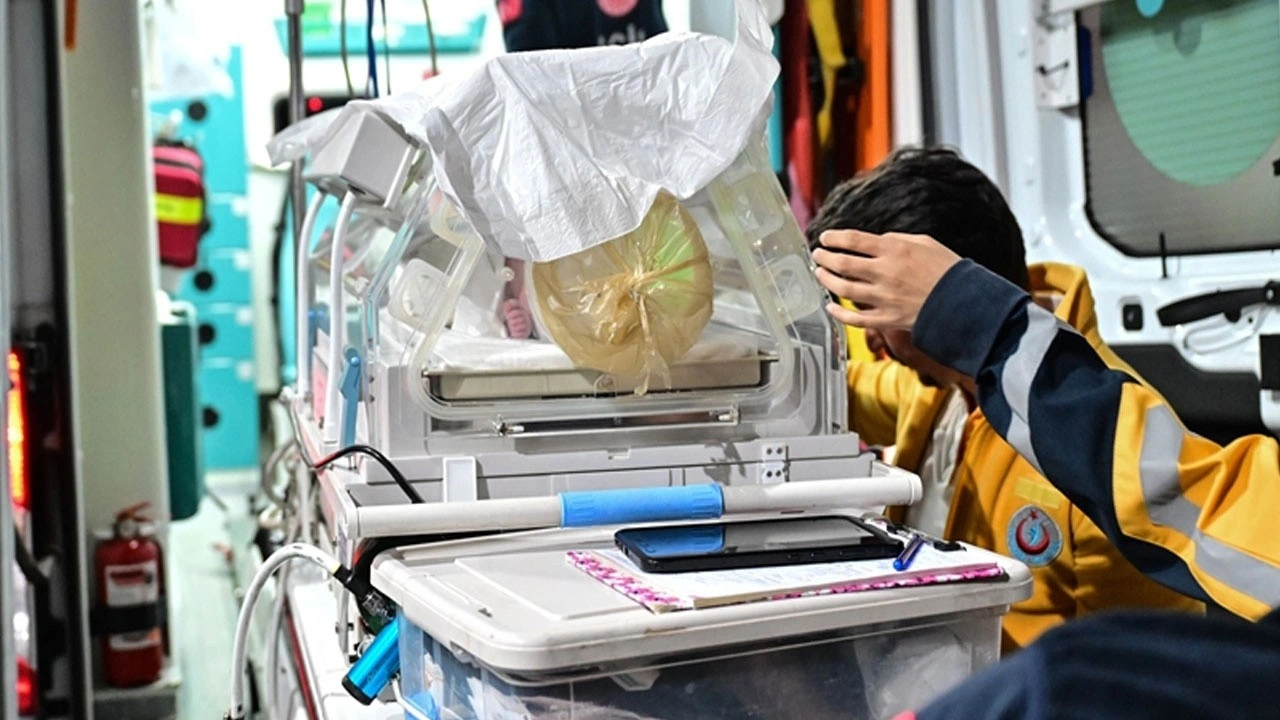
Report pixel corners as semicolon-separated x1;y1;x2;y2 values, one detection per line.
354;475;922;539
358;496;562;538
260;438;297;510
298;452;314;546
263;515;301;714
263;572;289;715
295;191;326;404
720;475;922;514
323;194;358;445
227;543;341;720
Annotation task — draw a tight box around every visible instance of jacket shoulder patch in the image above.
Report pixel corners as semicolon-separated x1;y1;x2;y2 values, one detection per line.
1007;504;1063;567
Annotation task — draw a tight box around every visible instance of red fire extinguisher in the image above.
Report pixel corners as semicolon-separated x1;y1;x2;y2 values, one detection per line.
95;502;164;687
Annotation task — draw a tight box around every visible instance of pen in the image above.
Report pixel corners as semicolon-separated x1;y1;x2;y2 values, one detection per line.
860;513;964;551
893;533;926;572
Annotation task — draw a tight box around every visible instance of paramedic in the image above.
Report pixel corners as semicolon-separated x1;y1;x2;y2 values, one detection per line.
812;229;1280;719
805;148;1202;652
498;0;667;52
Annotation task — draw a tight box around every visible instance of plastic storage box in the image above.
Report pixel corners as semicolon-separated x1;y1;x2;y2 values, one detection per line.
375;523;1032;720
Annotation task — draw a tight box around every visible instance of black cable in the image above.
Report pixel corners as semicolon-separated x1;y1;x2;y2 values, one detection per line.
380;0;392;95
422;0;437;77
365;0;378;96
310;443;424;504
347;531;483;610
341;0;355;96
14;529;49;590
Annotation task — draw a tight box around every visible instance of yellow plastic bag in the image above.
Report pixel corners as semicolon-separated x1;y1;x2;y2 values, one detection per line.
530;192;714;394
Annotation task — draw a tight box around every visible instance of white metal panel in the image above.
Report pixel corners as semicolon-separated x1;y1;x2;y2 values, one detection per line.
58;0;171;540
926;0;962;148
949;0;1010;194
57;2;173;713
942;0;1280;433
0;0;16;712
1043;0;1114;14
8;0;56;331
892;0;925;147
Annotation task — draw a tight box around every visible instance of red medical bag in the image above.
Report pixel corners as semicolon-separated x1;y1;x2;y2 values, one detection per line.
153;142;209;268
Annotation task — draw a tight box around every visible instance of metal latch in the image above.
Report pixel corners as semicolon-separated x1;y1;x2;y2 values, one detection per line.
1034;1;1084;109
759;442;788;484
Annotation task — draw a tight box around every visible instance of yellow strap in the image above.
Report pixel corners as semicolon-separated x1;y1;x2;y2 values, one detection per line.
155;193;203;226
808;0;847;151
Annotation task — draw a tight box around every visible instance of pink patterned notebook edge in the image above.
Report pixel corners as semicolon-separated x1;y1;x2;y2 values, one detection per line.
566;550;1007;613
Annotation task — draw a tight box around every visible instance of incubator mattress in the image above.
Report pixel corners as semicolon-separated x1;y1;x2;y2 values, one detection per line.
426;327;771;400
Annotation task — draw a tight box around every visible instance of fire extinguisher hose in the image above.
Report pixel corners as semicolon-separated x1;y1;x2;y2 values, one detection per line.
226;542;342;720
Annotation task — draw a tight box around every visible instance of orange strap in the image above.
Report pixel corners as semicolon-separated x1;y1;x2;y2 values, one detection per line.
856;0;892;171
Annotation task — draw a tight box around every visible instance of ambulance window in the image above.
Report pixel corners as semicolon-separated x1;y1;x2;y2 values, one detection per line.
1080;0;1280;257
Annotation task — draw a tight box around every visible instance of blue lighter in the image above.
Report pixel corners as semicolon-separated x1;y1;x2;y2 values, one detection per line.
342;618;400;705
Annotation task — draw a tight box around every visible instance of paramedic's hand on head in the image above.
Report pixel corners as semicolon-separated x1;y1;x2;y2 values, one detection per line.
810;230;961;331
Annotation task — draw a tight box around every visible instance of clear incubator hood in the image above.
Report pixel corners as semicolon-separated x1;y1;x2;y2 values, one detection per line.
277;1;876;505
306;131;847;463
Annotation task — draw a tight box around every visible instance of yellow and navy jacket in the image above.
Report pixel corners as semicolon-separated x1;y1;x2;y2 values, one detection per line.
849;263;1204;651
912;259;1280;621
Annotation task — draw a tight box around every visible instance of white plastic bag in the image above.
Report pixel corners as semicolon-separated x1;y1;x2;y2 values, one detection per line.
266;0;779;264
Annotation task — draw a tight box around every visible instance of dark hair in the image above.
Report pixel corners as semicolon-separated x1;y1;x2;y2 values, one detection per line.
806;147;1031;291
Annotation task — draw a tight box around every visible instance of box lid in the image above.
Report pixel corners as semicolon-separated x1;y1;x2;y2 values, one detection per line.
372;515;1032;678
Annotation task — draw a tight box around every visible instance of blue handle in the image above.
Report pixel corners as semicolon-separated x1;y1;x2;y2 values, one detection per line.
339;346;362;447
342;619;400;705
560;484;724;528
308;305;328;353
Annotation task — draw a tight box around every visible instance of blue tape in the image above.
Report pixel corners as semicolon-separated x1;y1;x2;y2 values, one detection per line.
622;525;726;558
308;305;328;353
342;619;399;705
560;484;724;528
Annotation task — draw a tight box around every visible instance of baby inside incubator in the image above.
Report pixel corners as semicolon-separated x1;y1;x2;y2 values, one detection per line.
451;251;539;340
383;237;542;344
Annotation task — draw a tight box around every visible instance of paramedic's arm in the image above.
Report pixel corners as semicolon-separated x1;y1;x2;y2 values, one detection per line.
813;231;1280;619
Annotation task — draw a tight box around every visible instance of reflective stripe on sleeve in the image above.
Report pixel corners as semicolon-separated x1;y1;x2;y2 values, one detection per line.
1000;303;1071;477
1139;404;1280;610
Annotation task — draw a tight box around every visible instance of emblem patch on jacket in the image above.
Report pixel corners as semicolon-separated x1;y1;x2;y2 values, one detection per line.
1007;505;1063;567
